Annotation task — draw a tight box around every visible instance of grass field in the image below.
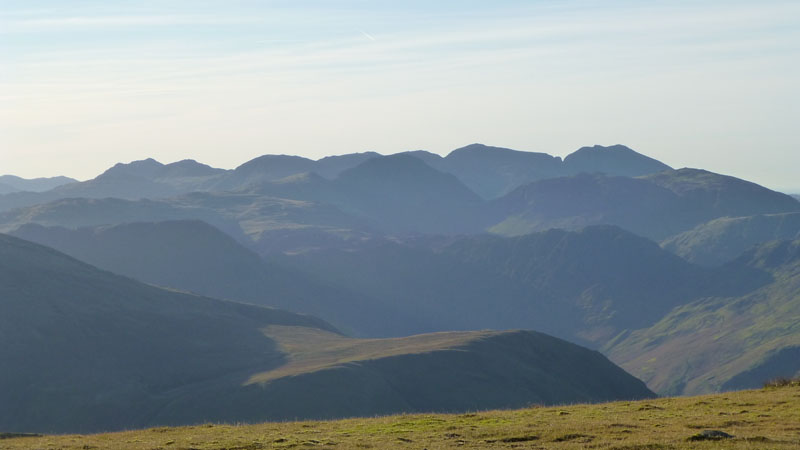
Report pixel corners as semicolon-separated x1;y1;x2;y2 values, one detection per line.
3;385;798;449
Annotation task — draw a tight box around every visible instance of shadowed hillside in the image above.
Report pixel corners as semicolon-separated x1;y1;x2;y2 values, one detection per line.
0;233;333;433
277;225;763;345
11;220;422;337
0;233;655;433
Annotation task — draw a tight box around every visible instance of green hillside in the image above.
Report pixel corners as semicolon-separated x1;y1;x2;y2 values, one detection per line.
606;239;800;395
662;213;800;266
4;385;799;449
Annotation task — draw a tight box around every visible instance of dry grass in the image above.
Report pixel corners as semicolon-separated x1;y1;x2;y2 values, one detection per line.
4;386;799;449
247;326;499;384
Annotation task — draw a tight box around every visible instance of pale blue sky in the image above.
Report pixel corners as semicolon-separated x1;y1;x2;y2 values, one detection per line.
1;1;798;190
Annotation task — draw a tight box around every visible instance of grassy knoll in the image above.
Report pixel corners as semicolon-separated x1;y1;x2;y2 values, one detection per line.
4;386;799;449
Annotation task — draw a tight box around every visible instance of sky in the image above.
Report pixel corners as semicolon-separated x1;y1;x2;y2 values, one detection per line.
1;0;799;191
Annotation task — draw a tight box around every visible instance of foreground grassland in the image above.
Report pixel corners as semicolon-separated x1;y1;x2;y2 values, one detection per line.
4;386;799;450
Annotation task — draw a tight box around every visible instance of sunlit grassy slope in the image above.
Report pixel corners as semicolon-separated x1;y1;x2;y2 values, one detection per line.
4;386;799;449
606;239;800;396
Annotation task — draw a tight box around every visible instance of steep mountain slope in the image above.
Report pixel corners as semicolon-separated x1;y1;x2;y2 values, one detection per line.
279;226;759;345
10;220;418;337
0;233;654;433
605;239;800;395
443;226;718;341
663;213;800;266
0;233;334;433
490;170;800;241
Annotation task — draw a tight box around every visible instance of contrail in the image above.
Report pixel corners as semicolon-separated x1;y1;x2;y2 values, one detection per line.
360;30;376;41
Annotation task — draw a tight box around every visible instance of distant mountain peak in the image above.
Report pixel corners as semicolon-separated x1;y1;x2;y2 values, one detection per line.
235;154;314;170
98;158;165;180
315;151;380;163
448;143;543;157
161;159;225;177
563;144;672;177
574;144;636;152
340;153;470;186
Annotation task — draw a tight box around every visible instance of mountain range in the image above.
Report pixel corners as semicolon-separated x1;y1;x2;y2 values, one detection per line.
0;143;673;213
2;142;799;433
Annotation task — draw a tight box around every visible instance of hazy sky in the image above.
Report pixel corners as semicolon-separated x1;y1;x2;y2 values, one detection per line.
2;1;799;190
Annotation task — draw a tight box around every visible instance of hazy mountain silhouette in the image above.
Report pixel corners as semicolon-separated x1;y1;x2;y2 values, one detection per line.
562;144;671;177
248;154;486;234
606;238;800;395
313;151;381;178
0;189;377;254
0;175;76;193
0;196;247;241
409;143;671;199
0;159;225;212
0;233;654;433
663;213;800;266
333;154;484;233
0;144;674;212
11;220;419;337
490;169;800;240
203;152;383;191
435;144;564;199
